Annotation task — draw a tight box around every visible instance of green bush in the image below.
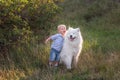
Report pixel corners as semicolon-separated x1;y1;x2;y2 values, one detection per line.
0;0;31;45
0;0;62;49
22;1;62;41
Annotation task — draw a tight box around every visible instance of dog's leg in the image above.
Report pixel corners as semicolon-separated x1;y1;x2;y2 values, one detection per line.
64;56;72;69
73;55;79;68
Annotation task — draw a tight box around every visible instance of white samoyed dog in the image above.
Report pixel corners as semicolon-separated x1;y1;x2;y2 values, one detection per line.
60;27;83;69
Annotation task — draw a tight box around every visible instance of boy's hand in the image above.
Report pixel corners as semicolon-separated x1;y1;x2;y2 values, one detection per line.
45;37;50;44
45;40;48;44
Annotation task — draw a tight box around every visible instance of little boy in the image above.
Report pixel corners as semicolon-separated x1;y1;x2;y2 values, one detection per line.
45;24;66;67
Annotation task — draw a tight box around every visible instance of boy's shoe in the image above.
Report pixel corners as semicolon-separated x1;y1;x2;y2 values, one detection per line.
49;62;53;68
54;62;58;67
54;63;58;67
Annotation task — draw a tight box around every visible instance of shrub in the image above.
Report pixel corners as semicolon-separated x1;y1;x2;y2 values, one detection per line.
0;0;62;51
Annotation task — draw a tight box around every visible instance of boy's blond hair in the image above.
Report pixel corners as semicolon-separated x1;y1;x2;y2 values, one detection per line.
57;24;66;30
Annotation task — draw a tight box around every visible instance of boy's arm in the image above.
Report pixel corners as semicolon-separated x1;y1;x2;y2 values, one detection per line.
45;37;51;44
45;34;57;44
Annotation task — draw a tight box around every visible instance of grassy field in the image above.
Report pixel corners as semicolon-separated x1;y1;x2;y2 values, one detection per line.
0;0;120;80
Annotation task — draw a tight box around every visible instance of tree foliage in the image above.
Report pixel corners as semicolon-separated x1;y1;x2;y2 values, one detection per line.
0;0;62;49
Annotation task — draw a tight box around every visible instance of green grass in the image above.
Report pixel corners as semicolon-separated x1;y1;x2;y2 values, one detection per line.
1;23;120;80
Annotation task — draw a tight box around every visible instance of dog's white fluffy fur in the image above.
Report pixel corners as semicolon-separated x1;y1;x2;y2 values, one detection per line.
60;27;83;69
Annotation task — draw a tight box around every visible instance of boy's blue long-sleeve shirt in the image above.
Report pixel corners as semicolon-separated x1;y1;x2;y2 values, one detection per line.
50;33;64;52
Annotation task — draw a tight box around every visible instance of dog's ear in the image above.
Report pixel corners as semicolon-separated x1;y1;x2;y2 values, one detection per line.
76;28;80;32
68;27;73;30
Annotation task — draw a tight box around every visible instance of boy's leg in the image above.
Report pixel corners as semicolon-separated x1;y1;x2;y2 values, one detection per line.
54;52;60;67
49;48;56;66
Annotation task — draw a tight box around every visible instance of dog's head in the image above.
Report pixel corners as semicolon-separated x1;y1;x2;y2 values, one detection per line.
66;27;80;41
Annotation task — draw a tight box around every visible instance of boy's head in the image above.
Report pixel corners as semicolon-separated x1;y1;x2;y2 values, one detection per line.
57;24;66;35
